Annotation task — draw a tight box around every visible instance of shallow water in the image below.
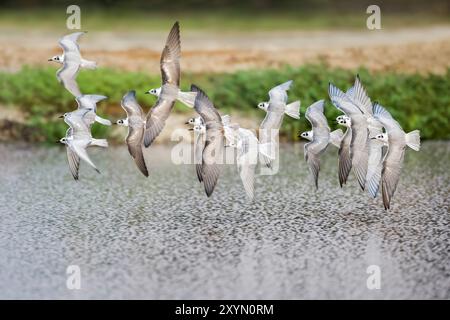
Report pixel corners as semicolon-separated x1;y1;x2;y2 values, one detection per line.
0;141;449;299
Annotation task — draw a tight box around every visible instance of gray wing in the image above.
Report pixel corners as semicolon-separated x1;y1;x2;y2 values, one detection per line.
194;130;205;182
347;75;373;115
350;114;369;190
366;140;386;198
121;90;144;119
305;100;328;129
59;32;85;52
201;127;224;197
56;59;81;97
304;132;329;190
304;141;326;190
268;80;292;103
381;144;405;210
373;103;405;138
126;125;148;177
64;109;91;138
328;83;361;115
237;129;258;200
258;108;283;169
160;22;180;86
338;128;352;187
190;85;224;196
191;85;222;124
69;140;100;173
143;98;175;147
66;145;80;180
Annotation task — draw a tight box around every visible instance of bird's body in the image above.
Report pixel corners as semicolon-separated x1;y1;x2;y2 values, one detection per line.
336;115;353;187
218;115;260;200
258;100;301;120
51;32;97;98
144;22;182;147
116;91;148;177
259;80;294;167
329;82;369;191
373;103;420;209
300;100;343;190
191;85;224;197
346;75;385;197
146;87;197;108
76;94;111;126
60;109;108;179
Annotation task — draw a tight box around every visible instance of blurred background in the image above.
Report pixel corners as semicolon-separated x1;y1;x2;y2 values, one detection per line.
0;0;448;143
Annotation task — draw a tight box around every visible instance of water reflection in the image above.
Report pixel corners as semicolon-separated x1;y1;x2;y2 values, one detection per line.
0;141;448;299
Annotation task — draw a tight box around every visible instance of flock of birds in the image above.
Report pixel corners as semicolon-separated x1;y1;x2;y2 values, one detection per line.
49;22;420;210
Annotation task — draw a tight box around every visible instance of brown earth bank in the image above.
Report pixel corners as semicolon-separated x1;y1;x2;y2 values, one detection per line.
0;26;449;74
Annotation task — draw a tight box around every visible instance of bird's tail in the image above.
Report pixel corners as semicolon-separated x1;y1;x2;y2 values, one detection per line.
405;130;421;151
285;100;301;119
91;139;108;148
81;59;97;69
177;91;197;108
95;115;112;126
329;129;344;148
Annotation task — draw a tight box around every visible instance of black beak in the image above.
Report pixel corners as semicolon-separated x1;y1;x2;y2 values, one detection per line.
58;115;64;118
371;137;376;140
188;128;194;131
185;121;190;125
144;91;150;94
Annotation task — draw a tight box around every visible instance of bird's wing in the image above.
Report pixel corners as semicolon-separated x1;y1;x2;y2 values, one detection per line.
194;130;205;182
190;85;224;196
381;144;406;209
144;98;175;147
64;109;91;137
56;58;81;97
201;126;224;197
160;22;180;86
191;85;222;124
346;75;373;115
121;90;145;119
328;83;361;115
237;129;258;200
268;80;292;103
366;138;386;198
76;94;108;110
58;32;85;53
373;103;405;138
70;140;99;173
305;100;328;129
350;114;369;190
304;140;327;190
338;128;352;187
66;145;80;180
126;125;148;177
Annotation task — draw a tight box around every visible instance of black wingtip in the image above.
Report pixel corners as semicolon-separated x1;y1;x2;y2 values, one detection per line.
190;84;201;92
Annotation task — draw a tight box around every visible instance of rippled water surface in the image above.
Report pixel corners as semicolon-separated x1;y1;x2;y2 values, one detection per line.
0;141;449;299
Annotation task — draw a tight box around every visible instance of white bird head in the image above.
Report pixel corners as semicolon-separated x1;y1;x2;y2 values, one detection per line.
116;119;128;126
372;133;388;143
257;102;269;112
192;124;205;134
337;116;351;128
146;87;161;96
48;55;63;64
299;130;313;141
185;117;196;125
